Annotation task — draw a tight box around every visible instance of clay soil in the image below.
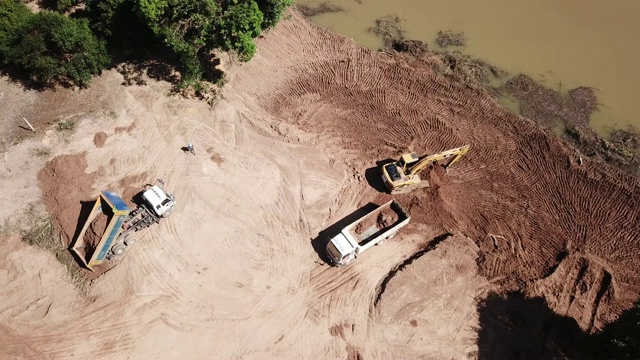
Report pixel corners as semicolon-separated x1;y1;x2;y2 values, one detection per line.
353;207;399;236
0;10;639;360
81;212;110;261
93;131;108;148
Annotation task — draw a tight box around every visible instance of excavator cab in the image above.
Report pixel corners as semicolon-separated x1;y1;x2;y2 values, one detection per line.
380;145;470;194
398;153;419;171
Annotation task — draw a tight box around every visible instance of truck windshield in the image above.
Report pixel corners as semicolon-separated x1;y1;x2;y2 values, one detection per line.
327;242;342;262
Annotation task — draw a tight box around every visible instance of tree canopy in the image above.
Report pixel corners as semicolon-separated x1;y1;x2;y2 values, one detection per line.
0;1;109;86
0;0;293;87
87;0;293;86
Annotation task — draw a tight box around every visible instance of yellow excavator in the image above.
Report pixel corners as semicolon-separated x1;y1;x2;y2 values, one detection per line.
380;145;470;194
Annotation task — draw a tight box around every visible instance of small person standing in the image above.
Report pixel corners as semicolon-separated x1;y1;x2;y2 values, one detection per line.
187;143;195;155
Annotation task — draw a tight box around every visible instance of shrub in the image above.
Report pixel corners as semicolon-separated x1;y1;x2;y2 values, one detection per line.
1;11;110;86
255;0;293;29
216;1;263;60
0;0;32;54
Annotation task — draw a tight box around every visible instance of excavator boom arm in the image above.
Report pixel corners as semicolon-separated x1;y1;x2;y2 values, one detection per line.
408;145;470;176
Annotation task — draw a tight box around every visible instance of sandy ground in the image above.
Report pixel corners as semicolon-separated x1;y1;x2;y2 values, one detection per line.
0;72;482;359
0;10;638;360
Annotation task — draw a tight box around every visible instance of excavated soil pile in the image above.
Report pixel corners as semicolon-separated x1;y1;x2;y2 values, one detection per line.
37;153;102;245
376;209;397;228
116;172;148;208
81;211;109;261
93;132;108;148
240;12;640;331
354;207;398;236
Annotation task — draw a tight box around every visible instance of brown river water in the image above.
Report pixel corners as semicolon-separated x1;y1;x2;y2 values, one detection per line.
296;0;640;136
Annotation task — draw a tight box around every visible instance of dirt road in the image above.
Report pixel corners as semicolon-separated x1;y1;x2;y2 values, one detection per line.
0;10;638;360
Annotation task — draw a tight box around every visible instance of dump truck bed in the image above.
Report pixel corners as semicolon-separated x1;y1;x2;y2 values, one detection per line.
345;200;410;251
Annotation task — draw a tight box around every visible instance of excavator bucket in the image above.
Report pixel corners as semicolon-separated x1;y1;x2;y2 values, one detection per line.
70;191;131;270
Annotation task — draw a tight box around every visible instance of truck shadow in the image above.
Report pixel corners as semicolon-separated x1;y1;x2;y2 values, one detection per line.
310;202;379;264
365;159;395;194
131;190;147;207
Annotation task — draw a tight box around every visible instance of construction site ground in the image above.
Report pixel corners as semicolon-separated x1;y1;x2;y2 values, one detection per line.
0;11;638;360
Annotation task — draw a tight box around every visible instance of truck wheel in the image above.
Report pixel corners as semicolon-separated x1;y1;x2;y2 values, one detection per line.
124;236;137;246
111;244;127;257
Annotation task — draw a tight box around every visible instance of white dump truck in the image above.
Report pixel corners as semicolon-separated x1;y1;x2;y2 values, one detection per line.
325;199;410;266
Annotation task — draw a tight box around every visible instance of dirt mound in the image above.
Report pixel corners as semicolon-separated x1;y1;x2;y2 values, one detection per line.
241;12;640;330
376;209;397;228
93;132;108;148
117;172;148;208
115;122;136;134
80;211;110;261
353;207;398;235
37;153;102;245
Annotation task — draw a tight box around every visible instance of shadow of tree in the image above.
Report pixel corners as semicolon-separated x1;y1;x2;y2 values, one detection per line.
116;59;181;87
477;291;585;359
588;297;640;360
0;67;67;91
477;291;640;360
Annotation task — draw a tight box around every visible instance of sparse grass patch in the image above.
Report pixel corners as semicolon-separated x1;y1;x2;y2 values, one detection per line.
215;73;227;88
30;147;51;157
436;30;468;47
57;120;76;132
19;204;87;292
369;15;406;46
297;2;345;17
9;131;34;147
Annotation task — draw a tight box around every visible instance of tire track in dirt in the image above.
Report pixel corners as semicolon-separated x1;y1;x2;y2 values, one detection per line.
534;253;617;332
237;11;640;330
373;232;452;306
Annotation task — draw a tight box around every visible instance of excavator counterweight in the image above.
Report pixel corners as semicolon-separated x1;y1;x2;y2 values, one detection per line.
380;145;469;194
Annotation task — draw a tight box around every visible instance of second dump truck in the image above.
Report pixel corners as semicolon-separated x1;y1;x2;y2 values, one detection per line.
325;200;410;266
70;180;176;270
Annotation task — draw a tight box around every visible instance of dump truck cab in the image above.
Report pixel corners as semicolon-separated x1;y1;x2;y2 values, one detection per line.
142;185;176;218
326;231;360;266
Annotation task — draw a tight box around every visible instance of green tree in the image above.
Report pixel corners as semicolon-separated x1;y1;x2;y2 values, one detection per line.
1;11;110;86
0;0;32;54
255;0;292;29
55;0;79;13
2;0;294;87
135;0;220;84
133;0;265;84
216;1;263;60
84;0;155;56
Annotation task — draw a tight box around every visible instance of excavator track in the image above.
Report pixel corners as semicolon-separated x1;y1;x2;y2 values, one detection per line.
390;181;430;195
